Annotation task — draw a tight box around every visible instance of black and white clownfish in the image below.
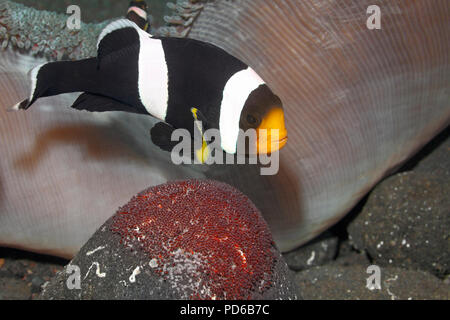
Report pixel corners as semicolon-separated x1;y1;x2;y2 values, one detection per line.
11;19;287;160
126;0;150;32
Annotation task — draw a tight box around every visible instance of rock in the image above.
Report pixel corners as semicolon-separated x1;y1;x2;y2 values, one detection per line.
331;239;370;267
347;171;449;277
282;232;338;271
0;277;32;300
31;276;46;294
0;247;65;299
296;265;449;300
402;126;449;178
40;180;299;300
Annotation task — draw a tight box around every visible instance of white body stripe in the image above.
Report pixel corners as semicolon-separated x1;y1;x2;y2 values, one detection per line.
29;62;45;101
219;67;265;154
97;19;139;49
137;35;169;121
98;20;168;120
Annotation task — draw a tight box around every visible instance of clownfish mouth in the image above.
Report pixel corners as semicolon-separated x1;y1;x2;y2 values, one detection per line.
256;107;288;154
274;136;288;147
259;134;288;154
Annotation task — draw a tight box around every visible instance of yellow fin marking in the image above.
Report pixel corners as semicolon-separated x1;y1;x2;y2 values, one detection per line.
191;107;209;164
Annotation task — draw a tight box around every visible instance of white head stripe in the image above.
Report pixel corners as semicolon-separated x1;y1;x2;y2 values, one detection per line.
219;67;265;154
128;6;148;20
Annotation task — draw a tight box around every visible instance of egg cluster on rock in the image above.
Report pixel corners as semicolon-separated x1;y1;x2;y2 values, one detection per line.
111;180;284;299
40;180;298;300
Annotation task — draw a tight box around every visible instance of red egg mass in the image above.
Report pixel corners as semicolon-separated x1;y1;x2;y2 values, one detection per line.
110;179;276;299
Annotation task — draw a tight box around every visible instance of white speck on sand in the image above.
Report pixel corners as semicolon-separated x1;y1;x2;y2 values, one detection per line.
86;245;106;256
149;258;158;268
84;262;106;279
129;266;141;283
307;251;316;265
385;275;399;300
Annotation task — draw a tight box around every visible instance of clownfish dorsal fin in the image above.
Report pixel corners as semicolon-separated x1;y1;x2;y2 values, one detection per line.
96;19;147;69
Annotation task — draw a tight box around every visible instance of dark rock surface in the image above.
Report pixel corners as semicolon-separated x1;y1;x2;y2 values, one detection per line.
40;224;179;300
294;126;450;300
348;162;449;277
40;180;299;300
282;232;338;271
0;248;65;300
0;277;31;300
402;125;450;178
296;265;449;300
331;239;370;267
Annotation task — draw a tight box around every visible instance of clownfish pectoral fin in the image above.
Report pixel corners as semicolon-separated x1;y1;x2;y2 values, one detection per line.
190;107;209;125
96;19;142;69
190;107;210;164
150;120;208;163
71;93;136;113
194;138;210;164
150;121;178;152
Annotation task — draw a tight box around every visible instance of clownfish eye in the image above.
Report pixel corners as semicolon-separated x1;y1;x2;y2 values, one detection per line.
246;114;259;126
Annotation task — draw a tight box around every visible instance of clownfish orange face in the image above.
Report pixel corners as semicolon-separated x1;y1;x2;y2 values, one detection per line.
239;84;288;155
